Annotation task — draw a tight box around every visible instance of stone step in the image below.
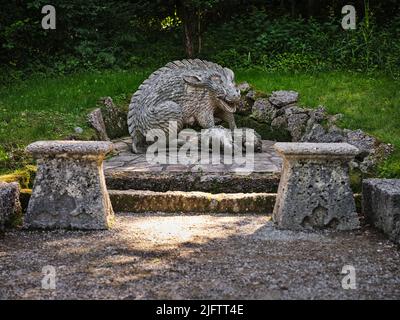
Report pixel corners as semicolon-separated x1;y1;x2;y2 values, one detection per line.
109;190;276;214
104;139;282;193
19;189;361;215
105;171;281;193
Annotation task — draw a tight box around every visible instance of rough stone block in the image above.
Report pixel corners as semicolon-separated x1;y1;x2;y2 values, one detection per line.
88;108;109;141
25;141;114;230
0;182;22;231
273;142;360;231
363;179;400;244
269;90;299;108
109;190;276;214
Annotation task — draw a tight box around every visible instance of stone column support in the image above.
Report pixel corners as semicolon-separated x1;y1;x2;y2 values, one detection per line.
273;142;360;231
25;141;114;230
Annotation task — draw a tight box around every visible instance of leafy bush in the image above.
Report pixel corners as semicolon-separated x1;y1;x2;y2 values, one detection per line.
0;3;399;83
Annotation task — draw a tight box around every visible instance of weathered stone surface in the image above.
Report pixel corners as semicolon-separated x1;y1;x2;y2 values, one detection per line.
302;123;345;143
19;188;363;215
109;190;276;214
271;115;288;130
25;141;114;230
172;126;263;154
308;105;328;124
363;179;400;244
344;129;393;173
237;81;251;93
325;126;345;142
88;108;109;141
105;140;282;193
345;129;376;158
269;90;299;108
106;171;281;194
273;142;360;231
237;127;263;152
285;107;309;142
128;59;240;153
100;97;129;139
245;90;256;102
251;98;277;123
0;182;22;231
237;99;252;115
199;126;241;153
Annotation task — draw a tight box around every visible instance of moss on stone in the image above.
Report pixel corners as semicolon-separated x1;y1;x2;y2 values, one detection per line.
19;189;32;213
5;207;23;228
349;169;363;193
353;193;362;214
0;165;37;189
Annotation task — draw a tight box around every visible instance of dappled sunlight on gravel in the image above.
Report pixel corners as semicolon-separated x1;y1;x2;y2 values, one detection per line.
1;213;400;299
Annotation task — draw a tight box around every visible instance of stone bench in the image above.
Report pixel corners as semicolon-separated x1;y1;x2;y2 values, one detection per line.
363;179;400;244
25;141;114;230
273;142;360;230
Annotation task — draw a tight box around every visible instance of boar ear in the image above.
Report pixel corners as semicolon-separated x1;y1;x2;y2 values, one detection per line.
183;74;203;86
224;68;235;81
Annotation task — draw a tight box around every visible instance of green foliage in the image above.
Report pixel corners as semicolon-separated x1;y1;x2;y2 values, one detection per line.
261;52;327;73
204;9;400;75
378;151;400;179
0;165;36;189
0;70;148;172
1;2;400;83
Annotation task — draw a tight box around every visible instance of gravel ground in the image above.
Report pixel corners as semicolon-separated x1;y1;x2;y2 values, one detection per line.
1;213;399;300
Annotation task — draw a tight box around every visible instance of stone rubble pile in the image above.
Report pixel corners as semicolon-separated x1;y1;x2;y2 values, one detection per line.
88;97;128;141
238;82;393;174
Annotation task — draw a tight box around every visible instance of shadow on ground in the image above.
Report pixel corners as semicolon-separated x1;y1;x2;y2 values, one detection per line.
0;213;399;299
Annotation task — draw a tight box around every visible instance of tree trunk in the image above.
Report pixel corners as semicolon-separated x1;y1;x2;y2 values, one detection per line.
290;0;296;17
307;0;315;18
178;1;195;58
197;9;201;55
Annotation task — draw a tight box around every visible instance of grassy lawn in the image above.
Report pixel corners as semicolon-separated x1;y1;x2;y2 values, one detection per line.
0;69;399;177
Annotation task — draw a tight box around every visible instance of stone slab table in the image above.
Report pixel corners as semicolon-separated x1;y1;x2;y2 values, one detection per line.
363;179;400;244
273;142;360;231
25;141;114;230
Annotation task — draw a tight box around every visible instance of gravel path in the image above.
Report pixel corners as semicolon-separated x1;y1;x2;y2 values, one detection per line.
1;213;399;299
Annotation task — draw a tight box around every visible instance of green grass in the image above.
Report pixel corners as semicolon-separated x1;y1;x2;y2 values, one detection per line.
0;69;399;177
237;70;400;177
0;70;149;172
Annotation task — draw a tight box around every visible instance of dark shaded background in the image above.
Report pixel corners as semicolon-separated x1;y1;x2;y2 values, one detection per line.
1;0;399;81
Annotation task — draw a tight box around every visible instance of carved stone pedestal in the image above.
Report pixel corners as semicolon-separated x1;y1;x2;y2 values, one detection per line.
25;141;114;230
273;143;360;231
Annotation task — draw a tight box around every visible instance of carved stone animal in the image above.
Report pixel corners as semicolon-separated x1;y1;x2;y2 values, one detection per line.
127;59;241;153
